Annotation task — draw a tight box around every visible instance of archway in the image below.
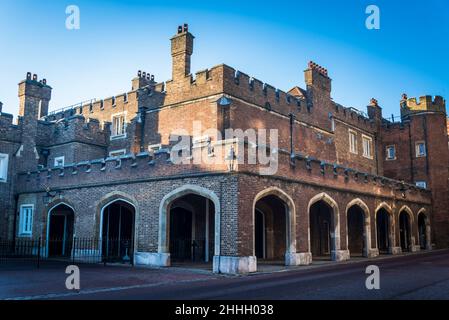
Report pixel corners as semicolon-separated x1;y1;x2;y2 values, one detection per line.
376;206;391;254
347;204;367;257
255;209;266;259
418;212;427;249
254;195;288;263
252;188;296;267
47;203;75;257
168;194;215;264
399;209;412;252
101;200;135;263
309;199;336;260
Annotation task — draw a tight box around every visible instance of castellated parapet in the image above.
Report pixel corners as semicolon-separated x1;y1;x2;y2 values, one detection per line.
16;139;430;208
38;115;108;147
0;112;21;143
401;94;446;118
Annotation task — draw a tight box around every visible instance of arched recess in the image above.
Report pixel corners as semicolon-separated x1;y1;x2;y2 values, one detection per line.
345;199;371;257
398;205;414;252
375;202;394;254
252;187;296;263
46;201;76;257
417;208;431;250
159;185;221;260
308;193;341;259
97;192;139;263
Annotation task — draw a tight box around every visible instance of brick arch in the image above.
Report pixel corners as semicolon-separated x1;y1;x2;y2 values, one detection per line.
307;192;342;257
374;202;395;252
252;187;297;263
345;198;373;257
158;184;221;259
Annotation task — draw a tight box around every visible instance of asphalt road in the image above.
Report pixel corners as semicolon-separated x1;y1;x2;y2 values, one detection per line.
61;249;449;300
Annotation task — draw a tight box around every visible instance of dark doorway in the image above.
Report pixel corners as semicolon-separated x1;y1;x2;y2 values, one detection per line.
102;201;135;263
418;213;427;249
376;209;390;254
310;201;333;259
399;211;411;252
170;207;193;261
347;206;365;257
48;204;74;257
168;194;215;265
255;209;266;259
254;195;287;262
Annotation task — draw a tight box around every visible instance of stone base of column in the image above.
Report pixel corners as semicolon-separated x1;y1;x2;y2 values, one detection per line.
426;244;433;251
365;248;379;258
410;245;421;252
213;256;257;274
135;252;170;267
285;252;312;266
390;246;402;255
332;250;350;261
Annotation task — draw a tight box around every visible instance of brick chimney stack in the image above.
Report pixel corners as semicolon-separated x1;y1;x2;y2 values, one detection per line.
171;24;194;81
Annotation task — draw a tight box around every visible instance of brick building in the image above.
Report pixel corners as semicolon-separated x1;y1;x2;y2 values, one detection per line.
0;25;447;274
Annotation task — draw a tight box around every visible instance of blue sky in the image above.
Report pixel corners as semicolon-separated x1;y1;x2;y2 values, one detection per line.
0;0;448;119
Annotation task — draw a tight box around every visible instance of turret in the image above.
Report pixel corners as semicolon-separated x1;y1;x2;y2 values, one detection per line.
400;94;446;118
18;72;52;119
16;73;52;171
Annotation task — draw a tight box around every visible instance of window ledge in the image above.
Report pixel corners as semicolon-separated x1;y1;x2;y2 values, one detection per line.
110;134;127;141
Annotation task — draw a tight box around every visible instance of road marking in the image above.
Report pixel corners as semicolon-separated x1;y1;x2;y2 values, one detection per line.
4;277;218;300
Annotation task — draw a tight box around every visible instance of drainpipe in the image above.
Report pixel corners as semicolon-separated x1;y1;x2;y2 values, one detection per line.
137;107;148;152
12;194;19;244
408;122;414;182
289;113;295;156
423;116;429;175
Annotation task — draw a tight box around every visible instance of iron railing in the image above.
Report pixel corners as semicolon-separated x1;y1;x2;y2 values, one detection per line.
0;238;134;268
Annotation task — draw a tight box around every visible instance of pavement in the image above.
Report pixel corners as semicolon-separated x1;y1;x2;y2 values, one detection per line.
2;249;449;300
